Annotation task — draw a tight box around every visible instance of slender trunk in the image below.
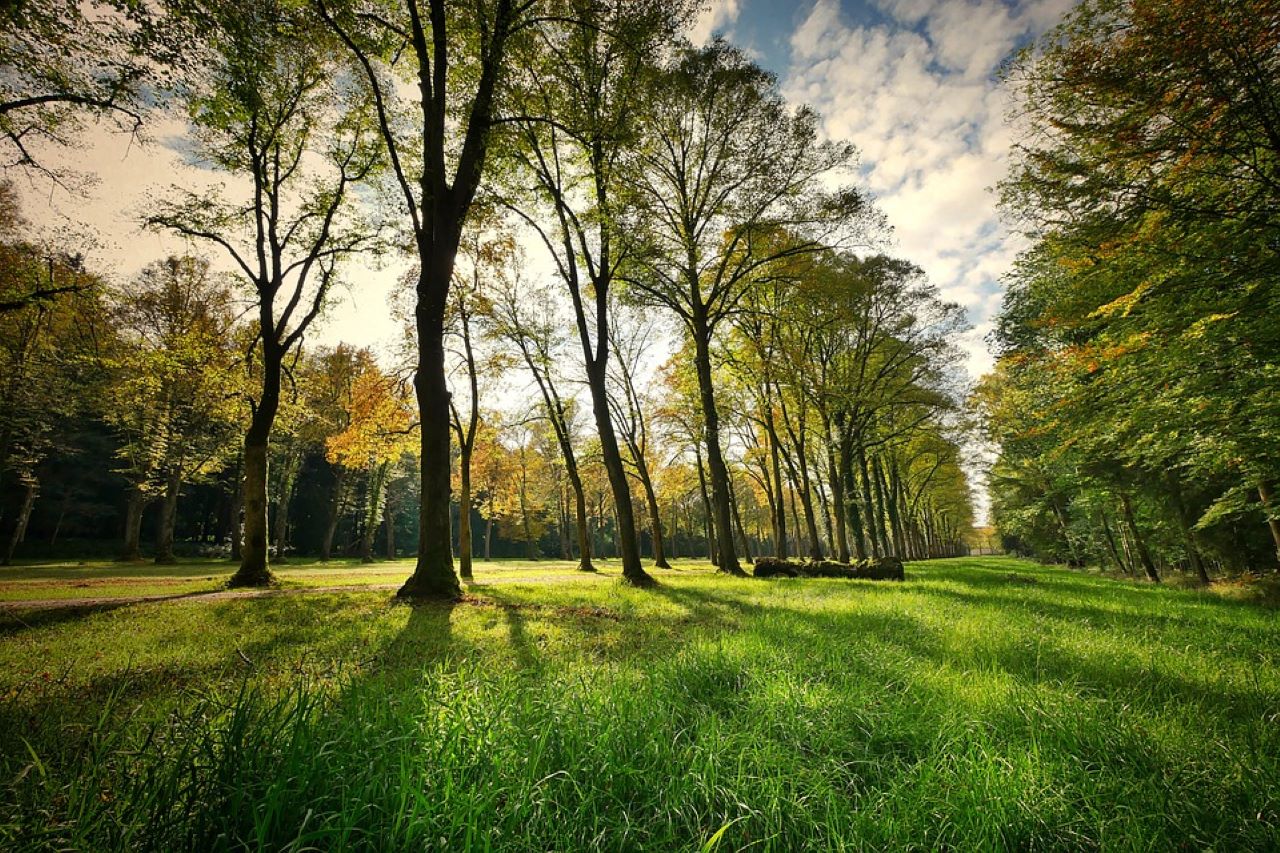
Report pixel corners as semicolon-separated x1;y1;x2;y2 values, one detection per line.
571;471;594;571
360;461;389;564
635;458;670;569
857;444;881;556
585;361;649;583
825;419;849;562
154;466;181;564
1168;480;1210;584
458;449;474;579
694;444;716;563
484;511;493;561
1099;512;1129;574
321;466;345;562
119;487;146;561
2;480;36;566
837;420;867;560
272;454;297;563
691;321;741;575
764;405;788;558
1119;492;1160;582
402;301;461;598
729;479;752;562
385;487;396;559
230;345;281;588
1258;481;1280;570
227;456;243;561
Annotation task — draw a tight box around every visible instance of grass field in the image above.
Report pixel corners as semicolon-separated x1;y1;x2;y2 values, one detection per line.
1;556;1277;850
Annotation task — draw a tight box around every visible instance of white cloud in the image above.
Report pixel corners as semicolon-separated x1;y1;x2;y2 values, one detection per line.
689;0;742;45
784;0;1072;386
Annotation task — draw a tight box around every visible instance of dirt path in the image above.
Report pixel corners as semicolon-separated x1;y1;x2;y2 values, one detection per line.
0;572;617;612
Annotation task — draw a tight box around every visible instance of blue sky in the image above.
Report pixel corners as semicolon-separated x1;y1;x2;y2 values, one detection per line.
692;0;1078;377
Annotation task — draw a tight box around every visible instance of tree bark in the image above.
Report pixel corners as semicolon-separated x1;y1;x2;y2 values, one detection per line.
229;344;281;588
1119;492;1160;583
1258;481;1280;570
321;466;345;562
458;448;474;578
691;318;743;575
360;461;389;564
2;480;36;566
119;486;146;561
154;466;181;564
401;299;462;598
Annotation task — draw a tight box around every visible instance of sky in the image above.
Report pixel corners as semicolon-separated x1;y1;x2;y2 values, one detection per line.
20;0;1079;521
23;0;1077;378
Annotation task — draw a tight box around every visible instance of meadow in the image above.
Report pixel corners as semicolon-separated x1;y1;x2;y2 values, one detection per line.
1;556;1277;850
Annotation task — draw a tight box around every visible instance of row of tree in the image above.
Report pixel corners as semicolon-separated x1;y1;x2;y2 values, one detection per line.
979;0;1280;580
1;0;974;594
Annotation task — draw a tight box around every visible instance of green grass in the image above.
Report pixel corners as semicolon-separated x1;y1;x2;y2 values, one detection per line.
1;557;1277;850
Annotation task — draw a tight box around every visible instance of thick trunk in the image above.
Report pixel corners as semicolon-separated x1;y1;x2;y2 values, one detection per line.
692;323;742;575
119;487;146;561
458;450;474;578
2;480;36;565
1119;492;1160;583
154;467;182;564
230;348;281;588
401;300;461;598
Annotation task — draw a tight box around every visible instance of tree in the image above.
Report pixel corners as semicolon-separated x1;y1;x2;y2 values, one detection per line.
149;1;380;586
499;0;695;586
319;0;540;599
624;41;869;575
327;364;416;563
486;268;595;571
105;256;242;563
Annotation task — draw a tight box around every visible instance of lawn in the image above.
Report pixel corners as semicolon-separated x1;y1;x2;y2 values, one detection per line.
1;557;1277;850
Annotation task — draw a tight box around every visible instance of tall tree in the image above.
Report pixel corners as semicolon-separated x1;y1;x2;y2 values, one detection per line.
319;0;539;599
149;1;379;586
625;42;868;574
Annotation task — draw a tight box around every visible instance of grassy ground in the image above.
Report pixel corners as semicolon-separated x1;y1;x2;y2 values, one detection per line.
1;557;1277;850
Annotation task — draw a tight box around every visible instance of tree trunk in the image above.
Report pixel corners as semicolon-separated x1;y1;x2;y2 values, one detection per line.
360;461;389;564
1099;512;1130;574
2;480;36;566
119;486;146;561
694;444;716;563
825;420;850;562
230;347;281;588
1168;480;1209;584
385;487;396;559
1119;492;1160;582
1258;481;1280;570
570;470;594;571
764;405;788;558
154;466;182;564
272;453;297;563
227;457;243;561
692;320;742;575
401;304;461;598
837;421;868;560
484;512;493;561
321;466;345;562
458;449;474;579
635;458;671;569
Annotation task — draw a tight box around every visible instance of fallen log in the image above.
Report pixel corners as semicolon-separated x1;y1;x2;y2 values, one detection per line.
751;557;904;581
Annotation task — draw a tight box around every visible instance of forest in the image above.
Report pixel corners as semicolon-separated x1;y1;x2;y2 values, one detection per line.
1;0;1278;849
1;0;975;588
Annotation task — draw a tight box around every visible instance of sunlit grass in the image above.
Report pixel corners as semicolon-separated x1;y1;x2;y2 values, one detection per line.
1;557;1277;849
